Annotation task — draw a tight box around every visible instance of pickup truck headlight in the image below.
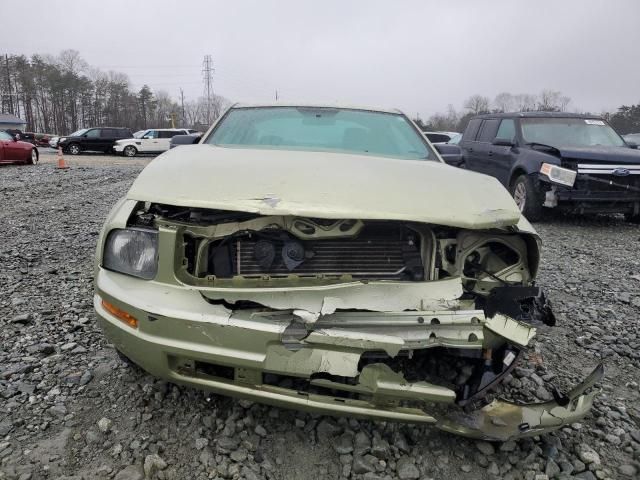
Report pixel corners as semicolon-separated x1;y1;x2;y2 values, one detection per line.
103;229;158;279
540;163;577;187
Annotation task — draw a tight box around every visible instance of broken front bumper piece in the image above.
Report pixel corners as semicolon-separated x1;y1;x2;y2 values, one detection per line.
94;270;602;441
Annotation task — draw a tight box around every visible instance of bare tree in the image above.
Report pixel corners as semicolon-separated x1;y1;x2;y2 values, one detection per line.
464;95;490;115
514;93;538;112
493;92;515;113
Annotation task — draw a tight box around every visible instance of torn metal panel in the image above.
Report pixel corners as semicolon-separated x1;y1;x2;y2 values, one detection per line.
304;329;405;357
200;277;465;315
263;344;362;377
436;364;603;441
484;314;536;347
358;364;456;403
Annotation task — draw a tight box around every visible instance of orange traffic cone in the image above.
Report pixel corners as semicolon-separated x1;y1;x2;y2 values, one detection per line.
57;147;69;169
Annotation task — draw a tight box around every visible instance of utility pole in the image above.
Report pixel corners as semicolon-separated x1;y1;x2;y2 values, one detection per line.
180;88;185;126
202;55;214;125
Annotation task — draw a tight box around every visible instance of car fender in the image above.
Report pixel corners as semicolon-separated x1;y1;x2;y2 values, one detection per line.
508;149;559;186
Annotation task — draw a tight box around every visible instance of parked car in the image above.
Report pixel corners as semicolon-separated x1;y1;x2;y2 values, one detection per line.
94;103;601;440
455;112;640;223
422;131;460;144
58;127;133;155
49;136;60;149
169;132;203;149
114;128;196;157
446;132;462;145
0;130;39;164
623;133;640;145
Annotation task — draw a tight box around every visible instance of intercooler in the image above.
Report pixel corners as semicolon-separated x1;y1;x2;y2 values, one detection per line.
205;224;424;281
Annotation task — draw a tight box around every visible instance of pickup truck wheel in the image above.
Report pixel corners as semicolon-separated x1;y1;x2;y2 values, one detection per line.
123;145;137;157
511;174;544;222
67;143;81;155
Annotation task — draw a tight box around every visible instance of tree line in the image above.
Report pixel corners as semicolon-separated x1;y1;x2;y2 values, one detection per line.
417;90;640;135
0;50;229;135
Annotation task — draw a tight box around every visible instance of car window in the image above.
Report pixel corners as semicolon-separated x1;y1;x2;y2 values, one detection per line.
85;129;101;138
425;133;450;143
103;129;119;137
144;130;159;139
0;131;13;141
477;119;500;142
207;107;435;161
462;119;482;142
496;119;516;141
159;131;179;139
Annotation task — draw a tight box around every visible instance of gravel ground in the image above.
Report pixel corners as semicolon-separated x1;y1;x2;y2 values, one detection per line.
1;154;639;480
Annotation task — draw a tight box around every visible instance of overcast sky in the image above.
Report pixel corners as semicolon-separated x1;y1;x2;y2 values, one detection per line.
3;0;639;117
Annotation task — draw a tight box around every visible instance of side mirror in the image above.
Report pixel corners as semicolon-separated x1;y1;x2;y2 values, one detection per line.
627;141;638;149
434;143;463;166
82;134;88;138
492;138;514;147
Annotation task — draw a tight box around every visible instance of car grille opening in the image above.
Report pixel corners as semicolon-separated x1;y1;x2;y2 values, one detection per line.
201;223;425;281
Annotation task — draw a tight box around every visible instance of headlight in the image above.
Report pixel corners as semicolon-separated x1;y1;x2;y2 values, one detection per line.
59;137;67;142
103;229;158;279
540;163;577;187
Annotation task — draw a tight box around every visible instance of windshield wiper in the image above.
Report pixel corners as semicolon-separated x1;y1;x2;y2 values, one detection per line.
526;142;559;152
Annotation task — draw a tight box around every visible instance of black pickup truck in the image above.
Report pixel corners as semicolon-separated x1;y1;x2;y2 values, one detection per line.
452;112;640;222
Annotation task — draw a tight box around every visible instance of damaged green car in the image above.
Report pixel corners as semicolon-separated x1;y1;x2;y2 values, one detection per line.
94;104;602;441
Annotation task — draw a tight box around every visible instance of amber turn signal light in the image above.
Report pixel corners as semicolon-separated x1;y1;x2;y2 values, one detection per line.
101;299;138;329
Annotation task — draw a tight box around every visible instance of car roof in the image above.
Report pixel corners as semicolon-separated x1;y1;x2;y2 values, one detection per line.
472;111;603;120
230;102;403;115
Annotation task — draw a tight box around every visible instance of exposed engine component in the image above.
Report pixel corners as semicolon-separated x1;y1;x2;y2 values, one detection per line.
202;223;425;281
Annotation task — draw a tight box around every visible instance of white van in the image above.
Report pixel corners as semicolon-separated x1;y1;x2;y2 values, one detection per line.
114;128;198;157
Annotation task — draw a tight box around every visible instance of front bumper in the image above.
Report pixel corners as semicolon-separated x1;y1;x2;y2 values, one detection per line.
541;173;640;214
94;268;601;440
113;144;126;153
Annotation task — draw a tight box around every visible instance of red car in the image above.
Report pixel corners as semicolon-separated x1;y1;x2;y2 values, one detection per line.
0;130;39;165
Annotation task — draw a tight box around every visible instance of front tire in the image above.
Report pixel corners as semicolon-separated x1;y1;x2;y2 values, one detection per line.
123;145;137;157
510;174;544;222
67;143;81;155
29;148;38;165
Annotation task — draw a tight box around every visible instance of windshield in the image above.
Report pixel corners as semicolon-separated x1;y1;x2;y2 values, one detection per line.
206;107;434;160
133;130;146;138
521;118;625;148
0;131;14;141
69;128;88;137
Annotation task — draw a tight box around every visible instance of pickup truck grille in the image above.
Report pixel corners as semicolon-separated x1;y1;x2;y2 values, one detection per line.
569;162;640;192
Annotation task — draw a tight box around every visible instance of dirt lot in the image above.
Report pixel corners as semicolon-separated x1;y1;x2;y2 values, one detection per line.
1;152;639;480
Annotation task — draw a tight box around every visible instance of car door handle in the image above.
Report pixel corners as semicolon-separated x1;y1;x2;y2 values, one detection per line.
488;151;493;157
468;147;473;152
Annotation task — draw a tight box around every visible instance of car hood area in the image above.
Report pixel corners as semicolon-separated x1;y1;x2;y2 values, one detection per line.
557;145;640;163
127;145;522;230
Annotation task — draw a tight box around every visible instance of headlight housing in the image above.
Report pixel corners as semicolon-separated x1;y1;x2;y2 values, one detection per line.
103;228;158;279
540;163;577;187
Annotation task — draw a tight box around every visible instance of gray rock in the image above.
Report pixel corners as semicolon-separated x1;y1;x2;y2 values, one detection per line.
574;472;597;480
618;464;638;477
577;445;601;465
396;456;420;480
316;418;341;441
333;432;354;454
545;459;560;478
371;435;390;459
144;454;167;477
475;440;495;455
195;437;208;450
114;465;144;480
10;313;31;324
352;456;375;474
97;417;112;433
